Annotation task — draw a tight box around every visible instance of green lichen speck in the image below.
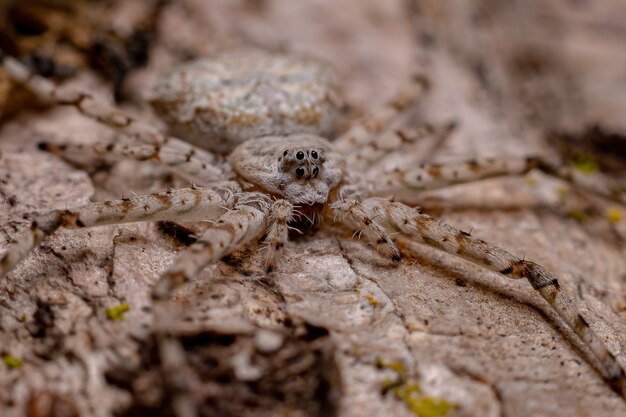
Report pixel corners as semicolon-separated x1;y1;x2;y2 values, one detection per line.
3;355;23;369
106;303;130;321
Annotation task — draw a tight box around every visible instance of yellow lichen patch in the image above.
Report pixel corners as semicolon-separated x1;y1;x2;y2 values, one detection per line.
376;357;407;375
407;396;457;417
382;378;398;391
572;155;599;174
365;293;380;306
392;381;422;398
106;303;130;321
3;355;23;369
376;357;457;417
388;380;457;417
607;207;623;224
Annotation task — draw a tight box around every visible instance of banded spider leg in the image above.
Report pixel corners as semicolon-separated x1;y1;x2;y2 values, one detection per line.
329;192;626;398
0;183;281;417
2;55;227;185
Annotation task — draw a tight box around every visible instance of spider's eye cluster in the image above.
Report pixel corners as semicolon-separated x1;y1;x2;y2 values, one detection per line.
279;147;325;180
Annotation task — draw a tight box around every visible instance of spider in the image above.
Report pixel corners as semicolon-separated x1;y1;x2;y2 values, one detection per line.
1;49;625;409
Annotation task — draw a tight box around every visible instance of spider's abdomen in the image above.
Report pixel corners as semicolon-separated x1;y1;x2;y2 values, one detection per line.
148;50;341;153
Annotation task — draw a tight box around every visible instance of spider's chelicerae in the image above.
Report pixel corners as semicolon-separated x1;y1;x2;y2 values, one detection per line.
1;49;626;403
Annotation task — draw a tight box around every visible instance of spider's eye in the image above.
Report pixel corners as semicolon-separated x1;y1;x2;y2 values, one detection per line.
296;151;305;160
311;150;318;159
283;150;289;157
312;166;319;176
295;167;305;177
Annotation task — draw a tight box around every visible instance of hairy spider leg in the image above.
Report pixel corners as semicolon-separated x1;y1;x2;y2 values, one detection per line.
263;199;295;272
334;73;429;153
0;184;239;278
2;55;227;184
329;196;626;398
0;186;286;417
151;192;272;300
149;192;274;417
345;123;429;169
367;156;626;206
330;198;401;263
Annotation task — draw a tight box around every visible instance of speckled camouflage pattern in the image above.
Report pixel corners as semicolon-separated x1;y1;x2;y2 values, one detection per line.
149;50;341;152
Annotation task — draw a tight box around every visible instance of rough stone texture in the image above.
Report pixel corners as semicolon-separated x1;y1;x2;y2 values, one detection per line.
418;0;626;134
1;1;626;416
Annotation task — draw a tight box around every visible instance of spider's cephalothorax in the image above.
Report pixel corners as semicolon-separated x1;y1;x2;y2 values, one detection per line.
231;134;344;206
1;49;626;412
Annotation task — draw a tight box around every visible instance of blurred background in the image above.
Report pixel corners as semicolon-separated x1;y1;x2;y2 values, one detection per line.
2;0;625;174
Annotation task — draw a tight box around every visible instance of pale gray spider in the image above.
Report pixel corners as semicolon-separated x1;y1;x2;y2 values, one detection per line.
1;49;625;408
